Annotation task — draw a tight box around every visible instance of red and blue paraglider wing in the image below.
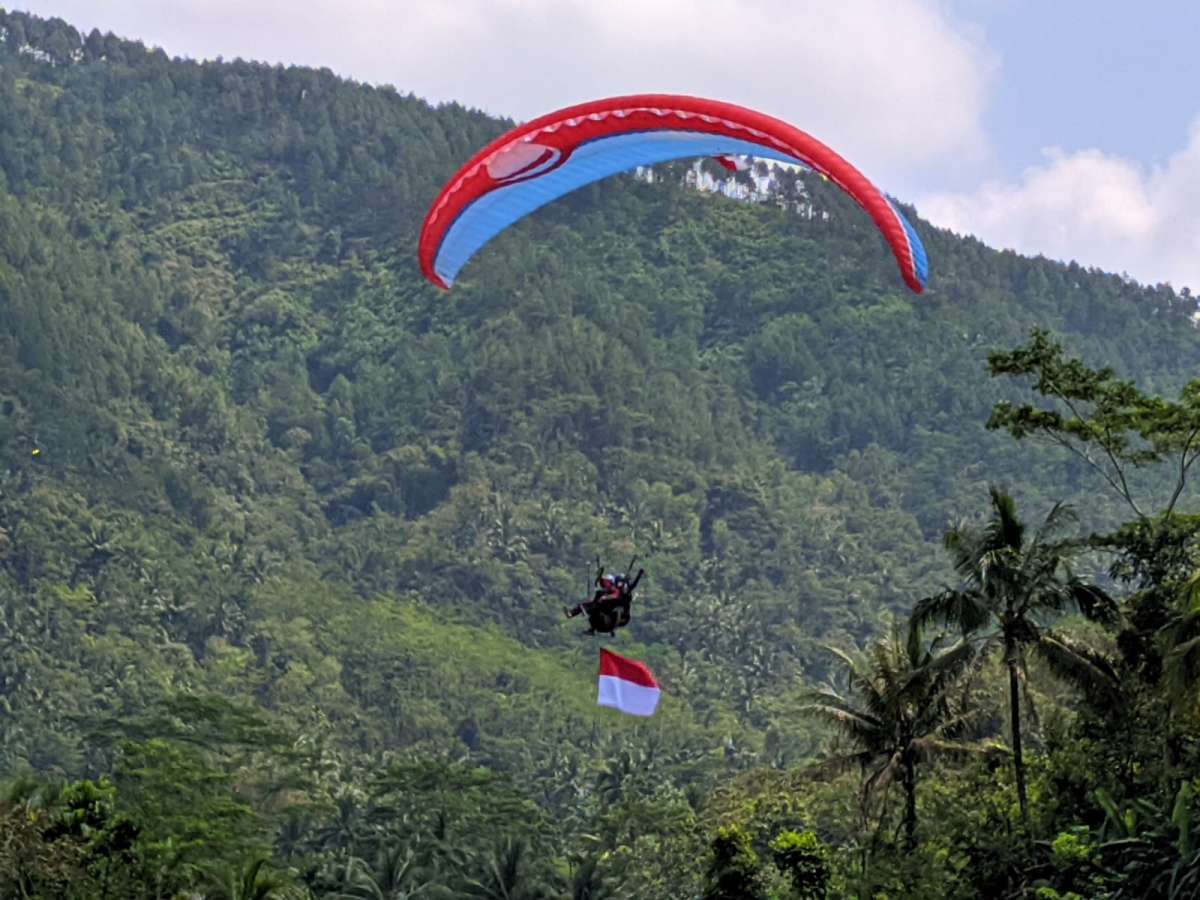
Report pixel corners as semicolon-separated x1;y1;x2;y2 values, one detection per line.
419;94;928;294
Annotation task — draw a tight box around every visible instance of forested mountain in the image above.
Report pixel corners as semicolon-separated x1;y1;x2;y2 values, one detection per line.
2;10;1200;898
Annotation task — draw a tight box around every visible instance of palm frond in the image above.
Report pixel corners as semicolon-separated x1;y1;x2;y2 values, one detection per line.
1033;630;1121;701
1032;500;1078;546
916;638;977;683
988;487;1026;552
800;750;879;780
821;645;889;719
912;589;993;635
910;737;1005;762
914;645;985;733
923;704;989;742
944;525;990;585
862;750;903;806
799;698;884;748
1065;580;1121;626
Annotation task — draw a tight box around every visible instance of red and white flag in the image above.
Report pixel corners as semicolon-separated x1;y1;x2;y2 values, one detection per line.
597;648;660;717
713;155;750;173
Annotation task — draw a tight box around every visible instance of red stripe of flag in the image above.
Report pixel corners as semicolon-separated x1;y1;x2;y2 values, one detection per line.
599;648;659;689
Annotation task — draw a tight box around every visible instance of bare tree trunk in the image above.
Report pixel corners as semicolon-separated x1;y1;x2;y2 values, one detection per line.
902;753;918;850
1008;653;1028;822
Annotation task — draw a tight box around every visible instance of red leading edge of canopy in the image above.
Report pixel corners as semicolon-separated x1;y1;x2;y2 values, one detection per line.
418;93;925;294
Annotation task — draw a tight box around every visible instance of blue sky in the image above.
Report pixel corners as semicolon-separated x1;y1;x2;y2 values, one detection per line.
959;0;1199;172
923;1;1200;294
11;0;1200;293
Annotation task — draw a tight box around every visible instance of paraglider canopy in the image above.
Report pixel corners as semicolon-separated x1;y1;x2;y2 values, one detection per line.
419;93;928;293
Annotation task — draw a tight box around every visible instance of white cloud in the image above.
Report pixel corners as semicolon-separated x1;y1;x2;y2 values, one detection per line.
14;0;996;184
919;121;1200;293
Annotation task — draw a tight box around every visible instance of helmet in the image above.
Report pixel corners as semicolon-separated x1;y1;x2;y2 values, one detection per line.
600;574;615;587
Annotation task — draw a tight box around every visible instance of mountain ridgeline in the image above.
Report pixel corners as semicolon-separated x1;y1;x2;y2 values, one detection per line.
2;10;1200;898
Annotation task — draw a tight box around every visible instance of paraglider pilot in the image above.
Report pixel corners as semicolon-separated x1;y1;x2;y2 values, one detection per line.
565;568;644;634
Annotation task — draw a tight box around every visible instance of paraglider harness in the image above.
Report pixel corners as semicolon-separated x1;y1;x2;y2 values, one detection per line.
566;556;645;636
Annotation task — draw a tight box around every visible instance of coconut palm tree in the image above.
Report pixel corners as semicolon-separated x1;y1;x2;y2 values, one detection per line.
460;837;550;900
911;487;1119;822
333;845;433;899
221;857;287;900
802;623;983;850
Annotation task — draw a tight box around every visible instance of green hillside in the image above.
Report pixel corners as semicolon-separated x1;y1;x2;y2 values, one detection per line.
3;10;1200;898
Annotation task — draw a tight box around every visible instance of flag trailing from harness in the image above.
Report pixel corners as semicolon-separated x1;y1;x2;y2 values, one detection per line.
597;648;660;717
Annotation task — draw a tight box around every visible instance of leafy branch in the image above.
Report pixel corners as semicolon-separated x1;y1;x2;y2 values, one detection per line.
988;329;1200;521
